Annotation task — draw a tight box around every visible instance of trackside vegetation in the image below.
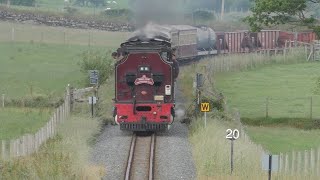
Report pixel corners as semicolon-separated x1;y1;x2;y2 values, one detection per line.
0;50;115;179
179;49;320;178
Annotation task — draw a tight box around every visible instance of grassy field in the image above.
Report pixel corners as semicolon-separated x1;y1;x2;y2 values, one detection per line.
0;21;126;98
0;107;51;140
214;62;320;121
0;42;86;98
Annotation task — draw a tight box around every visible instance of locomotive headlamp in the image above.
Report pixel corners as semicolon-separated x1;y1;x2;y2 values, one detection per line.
139;66;150;72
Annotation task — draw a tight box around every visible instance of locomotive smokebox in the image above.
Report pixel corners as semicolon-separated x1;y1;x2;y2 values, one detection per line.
196;26;216;50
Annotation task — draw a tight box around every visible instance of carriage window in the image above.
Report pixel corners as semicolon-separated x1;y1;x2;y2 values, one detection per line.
160;52;168;60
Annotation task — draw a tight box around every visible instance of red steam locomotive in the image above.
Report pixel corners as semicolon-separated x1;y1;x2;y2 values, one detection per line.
112;33;179;131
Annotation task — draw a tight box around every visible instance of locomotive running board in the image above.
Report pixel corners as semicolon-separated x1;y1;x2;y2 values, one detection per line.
120;123;168;131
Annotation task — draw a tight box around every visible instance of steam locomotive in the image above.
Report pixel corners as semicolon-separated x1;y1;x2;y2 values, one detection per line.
112;23;317;131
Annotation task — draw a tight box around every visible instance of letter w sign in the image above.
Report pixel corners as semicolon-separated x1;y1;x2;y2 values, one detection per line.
200;103;210;112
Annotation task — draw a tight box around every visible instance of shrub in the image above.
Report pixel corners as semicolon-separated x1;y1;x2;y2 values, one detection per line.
78;50;114;86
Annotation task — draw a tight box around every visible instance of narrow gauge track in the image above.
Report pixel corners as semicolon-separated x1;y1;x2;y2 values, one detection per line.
125;133;156;180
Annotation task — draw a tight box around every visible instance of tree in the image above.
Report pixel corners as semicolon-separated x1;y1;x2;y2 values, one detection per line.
244;0;320;39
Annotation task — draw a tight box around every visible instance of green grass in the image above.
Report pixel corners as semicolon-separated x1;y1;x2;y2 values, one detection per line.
214;62;320;120
246;126;320;153
0;42;88;97
0;107;51;140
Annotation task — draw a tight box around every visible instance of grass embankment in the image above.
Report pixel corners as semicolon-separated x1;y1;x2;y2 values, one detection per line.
180;52;320;179
0;106;105;179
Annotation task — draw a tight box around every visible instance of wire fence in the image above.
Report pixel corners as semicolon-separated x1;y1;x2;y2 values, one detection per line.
234;96;320;121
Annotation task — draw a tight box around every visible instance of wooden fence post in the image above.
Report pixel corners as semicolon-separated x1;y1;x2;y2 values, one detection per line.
279;153;283;172
291;151;295;175
285;153;289;173
1;140;6;160
21;136;26;156
317;147;320;176
311;148;315;175
297;151;302;174
304;150;309;174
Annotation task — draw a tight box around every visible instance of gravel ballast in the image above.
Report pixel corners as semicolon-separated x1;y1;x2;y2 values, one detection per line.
90;125;133;180
90;83;196;180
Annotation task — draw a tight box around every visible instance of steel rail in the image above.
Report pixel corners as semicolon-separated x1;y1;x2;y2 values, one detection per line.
124;133;155;180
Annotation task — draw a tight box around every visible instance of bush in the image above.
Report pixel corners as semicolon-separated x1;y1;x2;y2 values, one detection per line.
78;50;114;86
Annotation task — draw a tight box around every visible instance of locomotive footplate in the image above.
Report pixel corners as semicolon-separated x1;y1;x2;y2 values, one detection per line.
120;122;168;131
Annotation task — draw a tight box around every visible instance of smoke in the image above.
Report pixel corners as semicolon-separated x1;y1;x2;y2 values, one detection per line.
175;108;186;120
129;22;171;40
128;0;185;27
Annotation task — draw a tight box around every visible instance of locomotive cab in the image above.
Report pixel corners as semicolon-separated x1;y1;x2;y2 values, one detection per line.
113;36;178;131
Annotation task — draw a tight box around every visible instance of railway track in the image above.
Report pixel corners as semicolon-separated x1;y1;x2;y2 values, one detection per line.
125;133;156;180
